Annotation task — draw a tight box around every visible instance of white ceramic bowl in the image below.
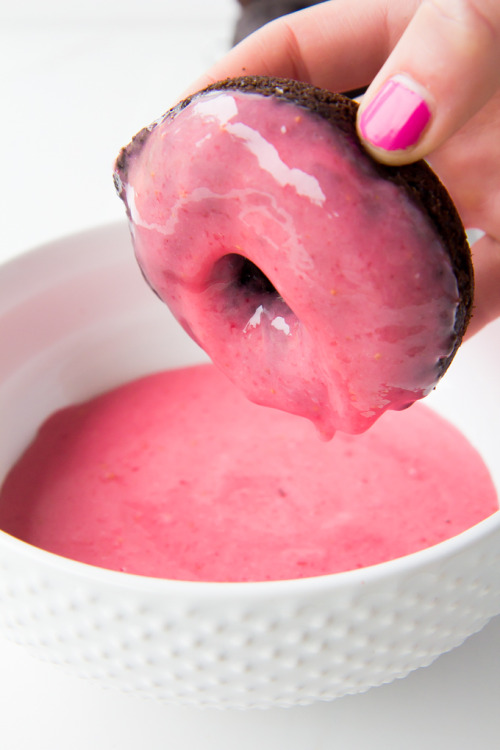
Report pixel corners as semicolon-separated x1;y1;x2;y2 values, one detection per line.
0;222;499;710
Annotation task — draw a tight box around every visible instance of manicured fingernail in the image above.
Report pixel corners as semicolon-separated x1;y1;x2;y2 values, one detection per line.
359;77;431;151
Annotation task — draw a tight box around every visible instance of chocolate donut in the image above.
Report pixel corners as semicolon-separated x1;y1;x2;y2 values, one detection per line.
114;76;473;438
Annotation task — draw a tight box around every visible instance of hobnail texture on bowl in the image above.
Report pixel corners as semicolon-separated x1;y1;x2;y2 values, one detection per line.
0;223;499;709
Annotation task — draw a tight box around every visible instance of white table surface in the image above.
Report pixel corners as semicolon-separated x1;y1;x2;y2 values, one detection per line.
1;3;499;748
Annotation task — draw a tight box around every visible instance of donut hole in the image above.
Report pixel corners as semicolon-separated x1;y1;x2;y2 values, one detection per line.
215;254;279;297
208;254;299;339
234;256;278;298
215;254;291;307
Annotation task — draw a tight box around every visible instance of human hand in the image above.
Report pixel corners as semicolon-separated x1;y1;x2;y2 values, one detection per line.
190;0;500;335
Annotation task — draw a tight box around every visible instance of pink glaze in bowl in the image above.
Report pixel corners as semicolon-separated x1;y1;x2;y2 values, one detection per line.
0;222;499;709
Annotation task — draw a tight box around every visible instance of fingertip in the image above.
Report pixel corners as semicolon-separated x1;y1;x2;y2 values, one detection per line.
356;75;433;165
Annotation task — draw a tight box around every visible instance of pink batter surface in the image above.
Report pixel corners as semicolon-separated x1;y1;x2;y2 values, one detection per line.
0;365;496;582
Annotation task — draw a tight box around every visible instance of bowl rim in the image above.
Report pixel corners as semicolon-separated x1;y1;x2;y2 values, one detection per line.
1;510;499;597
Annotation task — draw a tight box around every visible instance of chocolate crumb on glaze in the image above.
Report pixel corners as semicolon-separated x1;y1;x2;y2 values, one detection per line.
114;75;473;379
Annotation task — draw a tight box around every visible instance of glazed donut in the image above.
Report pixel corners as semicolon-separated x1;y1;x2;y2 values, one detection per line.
114;76;473;438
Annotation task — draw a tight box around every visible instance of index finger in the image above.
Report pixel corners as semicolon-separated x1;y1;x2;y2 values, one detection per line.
187;0;418;95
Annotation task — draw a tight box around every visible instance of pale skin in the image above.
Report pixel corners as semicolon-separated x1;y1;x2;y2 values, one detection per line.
187;0;500;336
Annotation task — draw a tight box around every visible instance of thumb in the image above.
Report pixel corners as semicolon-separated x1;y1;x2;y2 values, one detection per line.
356;0;500;165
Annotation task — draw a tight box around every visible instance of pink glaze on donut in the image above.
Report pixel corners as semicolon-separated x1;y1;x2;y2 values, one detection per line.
0;366;496;582
116;91;460;438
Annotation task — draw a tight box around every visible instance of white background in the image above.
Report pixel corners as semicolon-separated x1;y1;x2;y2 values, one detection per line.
0;0;236;263
0;2;499;748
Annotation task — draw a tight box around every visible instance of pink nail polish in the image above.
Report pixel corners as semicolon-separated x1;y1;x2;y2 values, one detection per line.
359;78;431;151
